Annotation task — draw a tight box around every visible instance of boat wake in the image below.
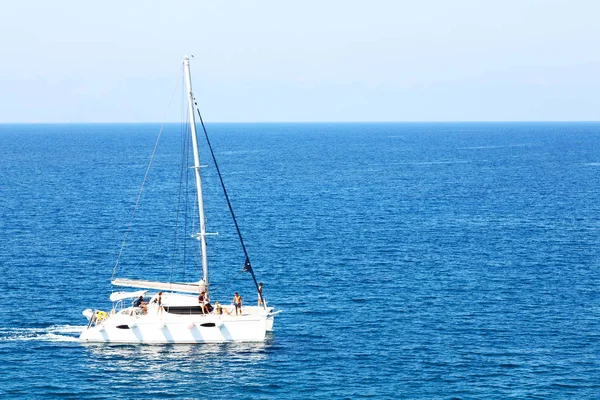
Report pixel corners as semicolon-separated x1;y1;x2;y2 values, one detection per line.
0;325;84;343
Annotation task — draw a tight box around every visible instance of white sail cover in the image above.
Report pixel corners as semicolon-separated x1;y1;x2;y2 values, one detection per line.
109;290;147;302
111;278;206;294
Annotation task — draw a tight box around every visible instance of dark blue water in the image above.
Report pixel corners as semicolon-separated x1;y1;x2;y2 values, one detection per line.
1;122;600;398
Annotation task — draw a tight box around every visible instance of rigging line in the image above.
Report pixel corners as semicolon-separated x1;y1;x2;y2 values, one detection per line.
194;108;265;307
194;108;248;257
180;72;191;279
183;118;191;279
169;100;189;283
111;64;184;281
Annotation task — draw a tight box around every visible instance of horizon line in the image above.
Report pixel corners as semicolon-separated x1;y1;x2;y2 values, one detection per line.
1;120;600;124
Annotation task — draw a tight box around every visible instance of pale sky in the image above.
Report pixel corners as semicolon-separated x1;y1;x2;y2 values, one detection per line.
1;0;599;122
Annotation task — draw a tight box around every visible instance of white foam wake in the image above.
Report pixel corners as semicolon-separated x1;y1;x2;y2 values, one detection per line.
0;325;85;342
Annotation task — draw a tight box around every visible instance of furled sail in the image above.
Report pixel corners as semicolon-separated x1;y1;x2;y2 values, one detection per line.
111;278;206;294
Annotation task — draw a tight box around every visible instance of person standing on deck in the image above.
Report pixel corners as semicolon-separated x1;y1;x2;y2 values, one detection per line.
157;292;163;316
258;282;264;306
233;292;242;316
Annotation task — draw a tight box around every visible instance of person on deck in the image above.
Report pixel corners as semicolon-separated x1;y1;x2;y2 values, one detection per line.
258;282;264;306
157;292;163;316
198;291;212;314
133;295;147;313
233;292;242;316
133;295;144;308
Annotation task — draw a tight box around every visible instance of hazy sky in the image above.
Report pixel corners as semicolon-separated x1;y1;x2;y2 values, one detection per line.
1;0;599;122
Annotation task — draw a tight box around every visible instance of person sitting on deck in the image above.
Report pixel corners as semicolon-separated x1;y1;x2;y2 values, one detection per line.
214;301;230;316
133;295;147;314
133;295;144;307
198;291;213;314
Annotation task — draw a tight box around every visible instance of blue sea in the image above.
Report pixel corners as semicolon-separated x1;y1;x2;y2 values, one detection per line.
1;122;600;398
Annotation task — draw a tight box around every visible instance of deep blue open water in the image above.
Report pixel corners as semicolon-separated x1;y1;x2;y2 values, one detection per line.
1;122;600;398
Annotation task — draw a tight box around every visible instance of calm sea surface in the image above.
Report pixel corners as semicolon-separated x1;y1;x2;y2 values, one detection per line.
1;122;600;398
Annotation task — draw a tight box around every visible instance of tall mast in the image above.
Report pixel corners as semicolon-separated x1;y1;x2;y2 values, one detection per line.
183;56;209;287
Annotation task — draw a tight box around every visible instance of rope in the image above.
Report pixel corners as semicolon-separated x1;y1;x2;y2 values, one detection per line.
169;101;189;283
195;107;266;307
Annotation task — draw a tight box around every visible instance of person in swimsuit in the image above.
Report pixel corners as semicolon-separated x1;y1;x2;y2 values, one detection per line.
233;292;242;316
157;292;163;316
258;282;263;306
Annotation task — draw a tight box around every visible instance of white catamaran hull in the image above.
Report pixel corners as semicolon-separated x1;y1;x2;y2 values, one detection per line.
80;306;275;343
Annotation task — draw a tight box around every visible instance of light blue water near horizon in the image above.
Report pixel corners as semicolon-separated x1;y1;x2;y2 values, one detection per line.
1;122;600;398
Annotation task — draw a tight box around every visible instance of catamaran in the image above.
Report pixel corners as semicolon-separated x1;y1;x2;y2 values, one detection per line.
80;57;278;343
